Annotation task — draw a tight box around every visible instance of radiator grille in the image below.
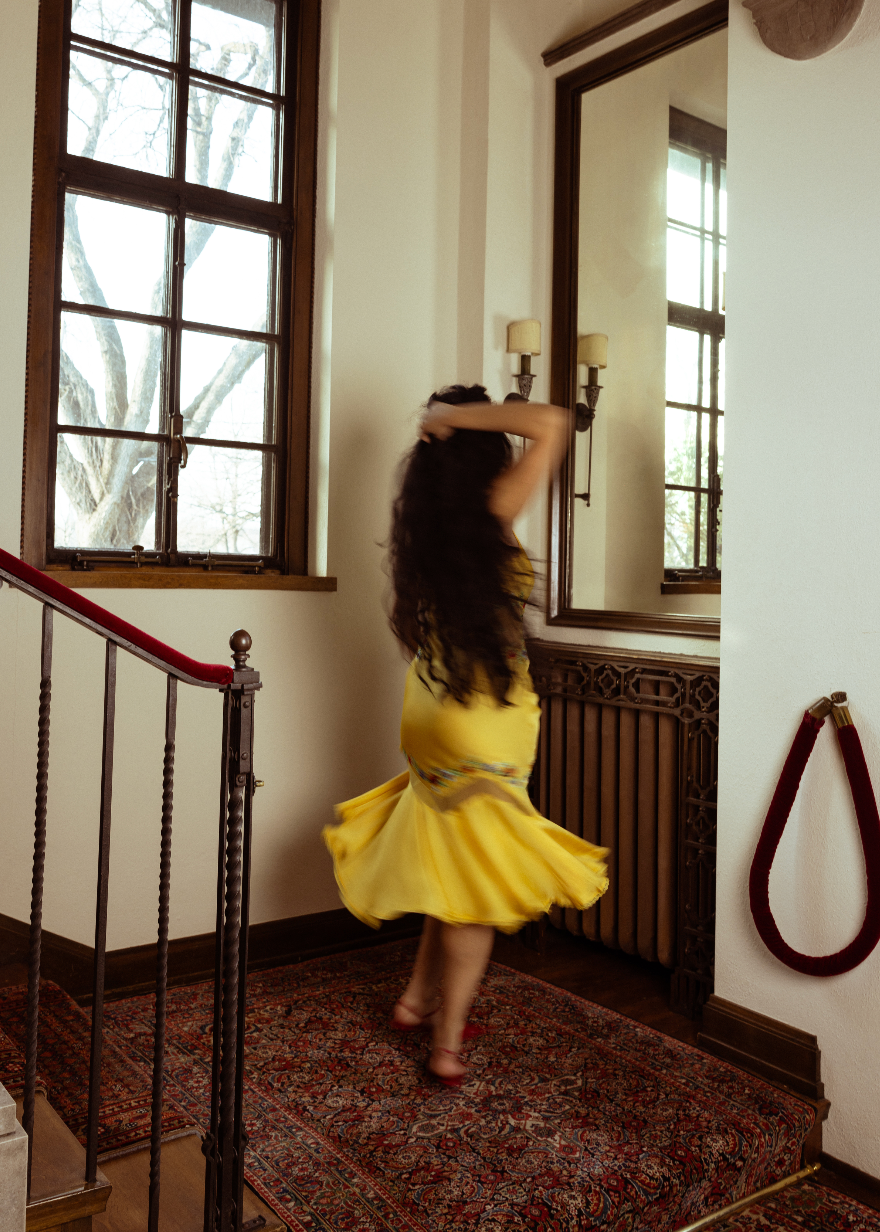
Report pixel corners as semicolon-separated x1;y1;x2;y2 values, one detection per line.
528;641;719;1013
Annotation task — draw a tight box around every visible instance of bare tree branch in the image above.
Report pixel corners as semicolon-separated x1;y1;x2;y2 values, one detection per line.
184;34;272;268
59;348;102;432
211;36;271;194
63;197;129;430
69;60;111;160
56;436;97;519
132;0;171;35
177;449;262;553
128;325;163;432
85;441;157;546
58;348;107;504
183;335;264;438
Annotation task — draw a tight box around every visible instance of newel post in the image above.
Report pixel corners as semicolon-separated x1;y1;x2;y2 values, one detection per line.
203;631;261;1232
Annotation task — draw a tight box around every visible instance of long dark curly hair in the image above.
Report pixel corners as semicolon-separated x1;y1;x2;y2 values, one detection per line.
388;384;529;704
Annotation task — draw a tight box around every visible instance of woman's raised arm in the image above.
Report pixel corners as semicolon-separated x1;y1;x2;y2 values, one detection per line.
420;398;571;526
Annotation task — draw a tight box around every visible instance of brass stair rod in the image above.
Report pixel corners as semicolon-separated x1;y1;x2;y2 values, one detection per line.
672;1162;820;1232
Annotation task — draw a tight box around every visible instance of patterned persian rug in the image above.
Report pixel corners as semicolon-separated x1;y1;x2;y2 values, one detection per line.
729;1181;880;1230
0;980;195;1156
102;939;816;1231
0;1024;30;1092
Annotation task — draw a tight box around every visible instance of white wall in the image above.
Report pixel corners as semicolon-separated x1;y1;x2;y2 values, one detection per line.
717;0;880;1176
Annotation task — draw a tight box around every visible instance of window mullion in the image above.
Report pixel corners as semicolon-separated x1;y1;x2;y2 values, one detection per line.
174;0;190;182
162;207;184;562
699;155;706;311
706;335;721;571
694;392;703;569
713;153;721;314
158;0;190;563
708;150;722;572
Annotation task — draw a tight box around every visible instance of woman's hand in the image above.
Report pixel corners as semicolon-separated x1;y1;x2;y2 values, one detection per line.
419;400;458;442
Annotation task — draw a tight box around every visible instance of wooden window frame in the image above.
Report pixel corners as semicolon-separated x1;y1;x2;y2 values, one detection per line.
21;0;325;590
663;107;726;586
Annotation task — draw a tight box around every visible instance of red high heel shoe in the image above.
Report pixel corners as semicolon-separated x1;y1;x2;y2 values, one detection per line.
427;1046;466;1089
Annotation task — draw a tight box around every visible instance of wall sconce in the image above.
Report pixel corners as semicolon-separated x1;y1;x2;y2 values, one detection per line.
574;333;608;508
506;319;541;400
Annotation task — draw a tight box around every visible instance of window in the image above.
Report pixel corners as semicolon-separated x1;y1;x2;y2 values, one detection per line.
663;107;726;583
22;0;319;580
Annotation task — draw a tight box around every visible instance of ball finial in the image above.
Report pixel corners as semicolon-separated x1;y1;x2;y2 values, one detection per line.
230;629;252;669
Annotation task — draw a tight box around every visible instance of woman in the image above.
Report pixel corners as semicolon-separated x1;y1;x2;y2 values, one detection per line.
323;385;608;1087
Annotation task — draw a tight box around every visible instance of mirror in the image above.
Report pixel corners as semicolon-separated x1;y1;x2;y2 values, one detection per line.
549;7;727;638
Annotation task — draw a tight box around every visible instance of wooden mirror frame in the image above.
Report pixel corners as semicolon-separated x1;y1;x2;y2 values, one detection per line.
547;0;727;639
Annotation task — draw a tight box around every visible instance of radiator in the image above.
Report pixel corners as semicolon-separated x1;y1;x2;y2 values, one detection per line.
527;640;720;1015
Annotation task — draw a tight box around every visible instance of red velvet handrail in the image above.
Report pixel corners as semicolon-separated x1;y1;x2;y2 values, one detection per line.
0;548;233;687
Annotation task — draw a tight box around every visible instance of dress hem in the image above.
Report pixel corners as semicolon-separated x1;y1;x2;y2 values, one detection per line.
330;867;610;936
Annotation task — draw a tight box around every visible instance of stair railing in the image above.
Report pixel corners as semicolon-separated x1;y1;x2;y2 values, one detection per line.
0;547;261;1232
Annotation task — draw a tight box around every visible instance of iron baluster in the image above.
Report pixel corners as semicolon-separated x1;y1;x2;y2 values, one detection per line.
86;640;117;1182
205;631;260;1232
219;768;246;1230
148;674;177;1231
233;691;257;1218
24;604;53;1196
203;689;233;1231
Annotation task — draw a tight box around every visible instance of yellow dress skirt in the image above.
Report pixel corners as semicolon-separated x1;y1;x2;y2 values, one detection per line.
322;652;609;934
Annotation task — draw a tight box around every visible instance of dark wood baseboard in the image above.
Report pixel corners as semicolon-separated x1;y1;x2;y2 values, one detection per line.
0;915;93;1000
698;994;829;1160
818;1153;880;1212
0;908;422;1004
699;994;824;1100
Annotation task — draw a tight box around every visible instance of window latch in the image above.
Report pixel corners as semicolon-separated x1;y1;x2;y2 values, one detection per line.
170;414;188;469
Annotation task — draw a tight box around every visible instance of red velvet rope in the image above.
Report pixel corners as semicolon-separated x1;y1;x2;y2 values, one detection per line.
0;547;233;686
749;710;880;975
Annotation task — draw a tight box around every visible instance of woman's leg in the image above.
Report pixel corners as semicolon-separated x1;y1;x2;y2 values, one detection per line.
430;922;494;1079
396;916;444;1024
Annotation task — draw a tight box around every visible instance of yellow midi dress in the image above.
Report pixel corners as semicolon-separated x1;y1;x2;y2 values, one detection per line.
322;551;609;933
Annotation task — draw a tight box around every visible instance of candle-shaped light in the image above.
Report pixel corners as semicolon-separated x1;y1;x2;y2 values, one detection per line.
577;332;608;389
507;320;542;399
575;333;608;444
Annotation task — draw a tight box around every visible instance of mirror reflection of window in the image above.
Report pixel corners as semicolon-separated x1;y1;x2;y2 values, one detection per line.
569;27;727;621
664;110;727;581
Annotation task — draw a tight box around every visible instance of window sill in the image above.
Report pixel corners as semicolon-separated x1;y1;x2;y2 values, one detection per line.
661;580;721;595
43;568;337;592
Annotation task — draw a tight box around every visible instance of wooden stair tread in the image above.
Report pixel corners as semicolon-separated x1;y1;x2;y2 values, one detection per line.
14;1092;111;1231
93;1132;285;1232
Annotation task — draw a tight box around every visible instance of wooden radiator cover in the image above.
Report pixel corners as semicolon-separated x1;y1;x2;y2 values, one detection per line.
527;640;720;1017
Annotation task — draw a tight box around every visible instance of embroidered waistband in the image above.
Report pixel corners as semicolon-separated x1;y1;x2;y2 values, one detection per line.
406;753;529;793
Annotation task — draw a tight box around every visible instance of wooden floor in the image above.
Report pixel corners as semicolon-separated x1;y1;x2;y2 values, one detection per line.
493;923;701;1046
